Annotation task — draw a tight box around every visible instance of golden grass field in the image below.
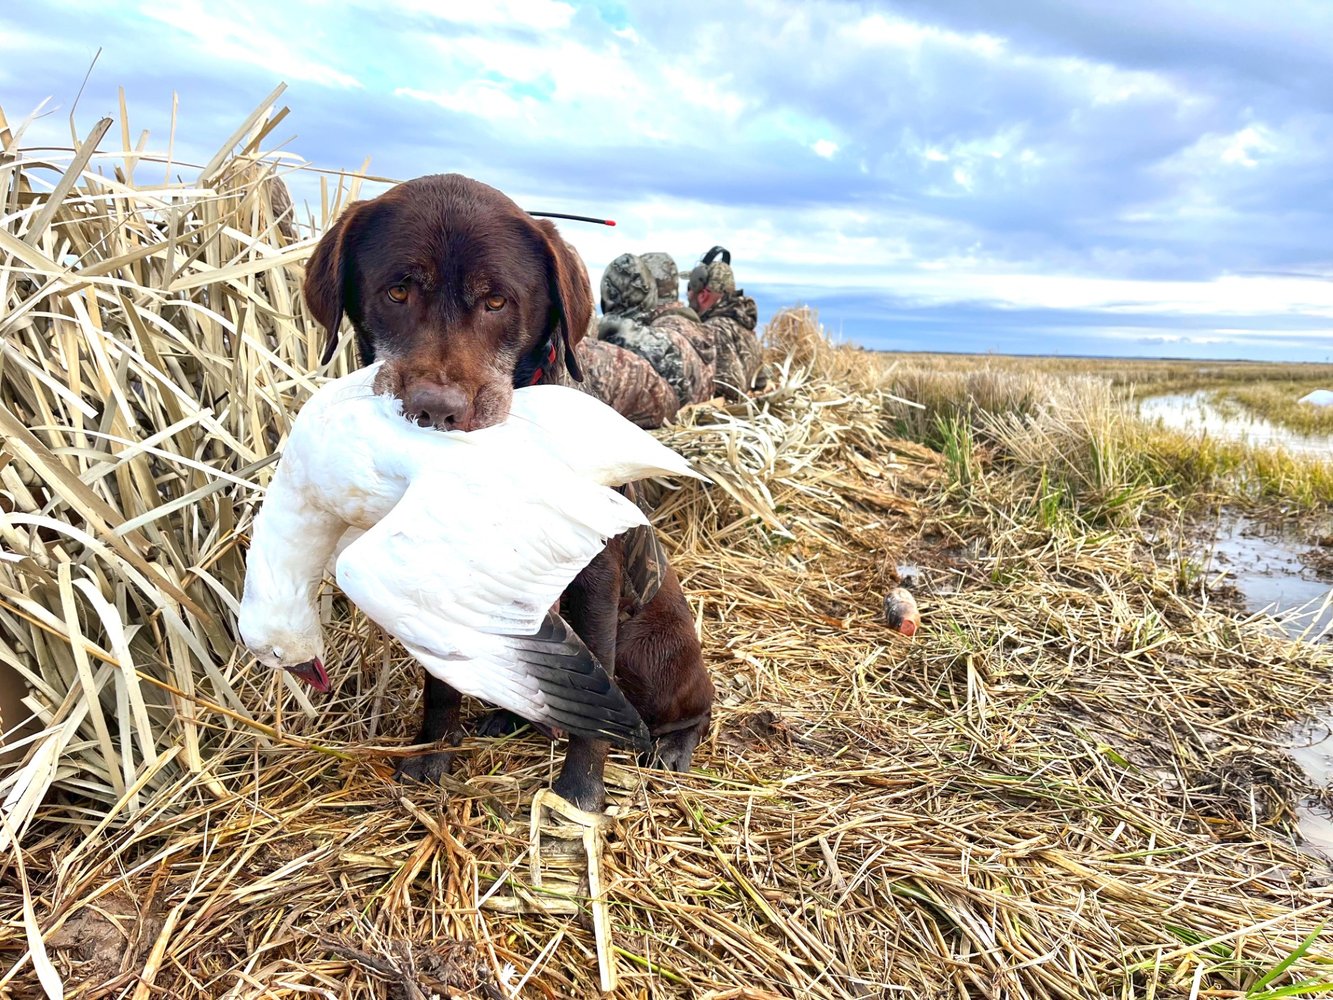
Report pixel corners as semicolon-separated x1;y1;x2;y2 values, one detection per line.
883;351;1333;392
883;351;1333;441
3;95;1333;998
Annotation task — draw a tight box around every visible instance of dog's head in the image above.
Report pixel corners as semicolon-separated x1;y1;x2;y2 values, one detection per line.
303;173;593;431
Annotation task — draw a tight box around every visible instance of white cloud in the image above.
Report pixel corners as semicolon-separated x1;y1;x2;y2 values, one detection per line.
1219;125;1276;167
1077;60;1182;106
398;15;751;141
659;63;749;123
849;12;1006;58
1160;123;1280;175
137;0;362;89
811;139;838;159
883;272;1333;322
395;83;538;124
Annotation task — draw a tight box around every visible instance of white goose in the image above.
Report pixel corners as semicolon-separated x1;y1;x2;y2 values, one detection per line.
238;362;701;749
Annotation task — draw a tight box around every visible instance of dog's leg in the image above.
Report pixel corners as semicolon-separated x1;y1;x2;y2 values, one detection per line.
394;673;463;784
551;544;622;811
614;567;715;775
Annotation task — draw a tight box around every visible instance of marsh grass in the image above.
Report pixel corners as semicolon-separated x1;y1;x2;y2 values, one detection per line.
2;100;1333;999
884;350;1333;398
877;356;1333;513
1217;381;1333;437
886;353;1333;479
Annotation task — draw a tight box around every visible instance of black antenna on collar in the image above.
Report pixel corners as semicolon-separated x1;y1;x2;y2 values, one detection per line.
529;211;617;227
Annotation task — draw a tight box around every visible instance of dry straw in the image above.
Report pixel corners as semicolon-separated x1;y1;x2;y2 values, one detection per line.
2;92;1333;998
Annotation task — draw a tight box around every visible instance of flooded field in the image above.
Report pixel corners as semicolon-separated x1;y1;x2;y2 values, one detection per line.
1202;517;1333;853
1146;385;1333;835
1138;390;1333;456
1205;517;1333;642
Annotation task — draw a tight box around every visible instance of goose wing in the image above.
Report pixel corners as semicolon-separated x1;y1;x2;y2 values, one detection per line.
399;611;650;749
334;467;651;747
502;384;705;486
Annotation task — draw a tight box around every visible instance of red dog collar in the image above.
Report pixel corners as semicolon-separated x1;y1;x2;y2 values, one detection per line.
528;343;559;385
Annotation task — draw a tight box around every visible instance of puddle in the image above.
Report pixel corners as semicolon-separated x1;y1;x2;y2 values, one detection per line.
1203;517;1333;642
1138;391;1333;457
1289;720;1333;855
1201;516;1333;855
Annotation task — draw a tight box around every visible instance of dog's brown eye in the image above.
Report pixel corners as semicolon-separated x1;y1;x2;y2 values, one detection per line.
387;284;409;303
484;294;506;311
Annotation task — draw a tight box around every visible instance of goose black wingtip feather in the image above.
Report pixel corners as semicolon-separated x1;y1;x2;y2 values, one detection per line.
510;612;653;752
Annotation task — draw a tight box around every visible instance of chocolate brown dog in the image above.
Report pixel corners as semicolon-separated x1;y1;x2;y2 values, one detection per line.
302;173;713;810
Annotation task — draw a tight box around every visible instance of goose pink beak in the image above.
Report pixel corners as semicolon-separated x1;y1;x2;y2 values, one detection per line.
287;657;330;692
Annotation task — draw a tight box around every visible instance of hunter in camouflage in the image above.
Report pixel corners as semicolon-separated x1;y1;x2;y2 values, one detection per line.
641;252;717;398
599;254;711;408
687;248;765;401
552;244;678;429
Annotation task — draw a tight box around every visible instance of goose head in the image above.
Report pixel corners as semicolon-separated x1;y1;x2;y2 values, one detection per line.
237;603;330;692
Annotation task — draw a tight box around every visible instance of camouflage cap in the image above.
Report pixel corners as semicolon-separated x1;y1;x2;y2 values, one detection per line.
640;252;680;303
687;259;736;299
600;253;657;316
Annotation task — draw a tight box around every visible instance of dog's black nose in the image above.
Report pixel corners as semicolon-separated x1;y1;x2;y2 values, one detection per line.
404;383;473;431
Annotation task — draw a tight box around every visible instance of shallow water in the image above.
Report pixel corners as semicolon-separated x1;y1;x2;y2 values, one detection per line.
1204;518;1333;642
1289;721;1333;855
1144;388;1333;850
1201;517;1333;854
1138;391;1333;458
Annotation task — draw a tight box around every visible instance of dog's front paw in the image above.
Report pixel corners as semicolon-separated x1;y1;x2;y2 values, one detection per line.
639;719;708;773
393;749;456;785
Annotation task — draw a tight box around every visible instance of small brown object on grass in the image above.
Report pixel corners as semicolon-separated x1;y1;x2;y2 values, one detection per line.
883;587;921;637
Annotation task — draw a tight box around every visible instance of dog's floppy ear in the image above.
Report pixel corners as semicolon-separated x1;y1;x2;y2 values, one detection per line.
304;201;365;367
537;220;593;382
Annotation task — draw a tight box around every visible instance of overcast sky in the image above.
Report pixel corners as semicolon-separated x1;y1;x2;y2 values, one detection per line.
4;1;1333;361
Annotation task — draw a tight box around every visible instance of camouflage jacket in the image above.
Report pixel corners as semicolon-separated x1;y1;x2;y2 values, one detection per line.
572;337;678;429
647;304;716;401
599;314;711;408
650;302;713;364
700;292;763;400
